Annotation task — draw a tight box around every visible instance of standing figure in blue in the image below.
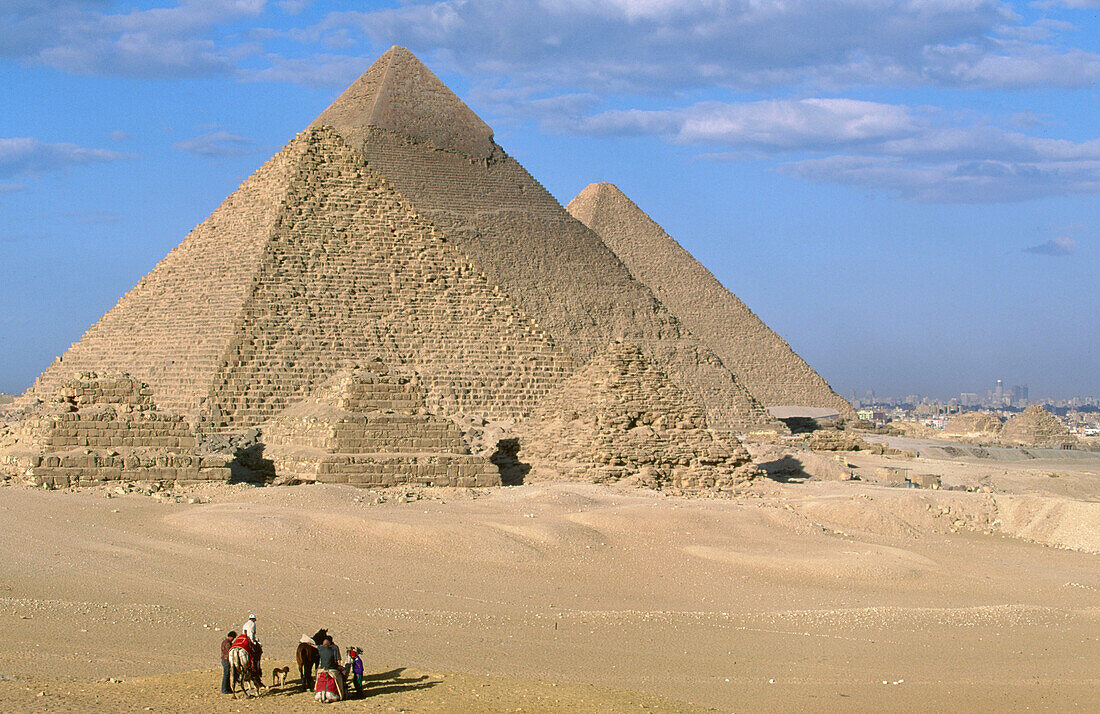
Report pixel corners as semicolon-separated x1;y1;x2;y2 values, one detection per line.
347;647;364;697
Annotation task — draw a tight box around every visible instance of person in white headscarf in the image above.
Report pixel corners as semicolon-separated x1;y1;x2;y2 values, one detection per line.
243;614;259;646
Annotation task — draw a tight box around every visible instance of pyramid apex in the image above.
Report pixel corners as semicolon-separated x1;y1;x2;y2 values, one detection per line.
310;46;497;159
567;182;635;226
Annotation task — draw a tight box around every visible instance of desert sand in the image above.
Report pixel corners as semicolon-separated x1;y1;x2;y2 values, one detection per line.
1;443;1097;713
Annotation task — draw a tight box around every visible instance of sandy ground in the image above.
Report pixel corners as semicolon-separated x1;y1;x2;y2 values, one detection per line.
0;446;1097;712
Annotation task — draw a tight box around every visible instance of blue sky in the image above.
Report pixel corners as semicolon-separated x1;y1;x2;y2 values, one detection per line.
1;0;1097;401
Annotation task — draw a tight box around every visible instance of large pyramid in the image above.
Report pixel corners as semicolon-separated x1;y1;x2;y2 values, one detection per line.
567;182;855;419
25;46;781;438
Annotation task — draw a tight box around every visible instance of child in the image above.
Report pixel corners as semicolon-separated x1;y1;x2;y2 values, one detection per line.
347;647;364;697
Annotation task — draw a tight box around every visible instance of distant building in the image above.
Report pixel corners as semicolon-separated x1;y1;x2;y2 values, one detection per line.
1012;385;1029;405
961;392;979;406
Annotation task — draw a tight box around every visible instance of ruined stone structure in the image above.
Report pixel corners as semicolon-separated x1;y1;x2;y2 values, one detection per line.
1;373;230;487
523;342;760;488
7;46;866;489
1001;406;1077;449
567;182;855;420
944;412;1003;440
264;361;499;488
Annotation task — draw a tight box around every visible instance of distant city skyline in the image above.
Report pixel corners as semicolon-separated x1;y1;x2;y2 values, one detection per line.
2;1;1098;398
849;381;1096;407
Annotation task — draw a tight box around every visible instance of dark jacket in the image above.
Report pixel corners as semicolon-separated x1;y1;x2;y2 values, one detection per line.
318;644;340;670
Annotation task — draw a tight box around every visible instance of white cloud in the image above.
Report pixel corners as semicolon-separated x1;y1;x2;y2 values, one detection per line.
572;99;920;150
0;1;266;78
1025;236;1077;255
238;53;372;87
1032;1;1100;8
558;97;1100;203
0;137;130;179
277;0;314;14
289;0;1100;91
173;130;256;156
781;154;1100;202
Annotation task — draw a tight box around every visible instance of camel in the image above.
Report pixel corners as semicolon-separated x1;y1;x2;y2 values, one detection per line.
228;644;265;698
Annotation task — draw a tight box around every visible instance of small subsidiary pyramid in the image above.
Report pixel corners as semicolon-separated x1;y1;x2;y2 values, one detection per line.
567;182;855;420
523;342;760;488
2;372;230;487
1001;405;1076;448
264;360;500;487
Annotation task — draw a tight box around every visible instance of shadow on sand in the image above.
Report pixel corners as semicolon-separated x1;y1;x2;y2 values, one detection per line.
757;455;812;484
266;666;439;700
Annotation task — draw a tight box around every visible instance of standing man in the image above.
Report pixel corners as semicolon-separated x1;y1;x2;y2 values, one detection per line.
317;636;348;701
220;630;237;694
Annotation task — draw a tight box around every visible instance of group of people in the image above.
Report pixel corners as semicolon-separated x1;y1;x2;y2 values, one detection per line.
219;615;365;702
311;631;365;703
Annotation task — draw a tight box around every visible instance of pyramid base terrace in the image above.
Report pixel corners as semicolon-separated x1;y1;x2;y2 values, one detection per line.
273;450;500;487
25;451;231;488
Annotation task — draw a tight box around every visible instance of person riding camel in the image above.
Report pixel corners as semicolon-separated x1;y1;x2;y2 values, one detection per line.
243;614;259;647
233;614;262;678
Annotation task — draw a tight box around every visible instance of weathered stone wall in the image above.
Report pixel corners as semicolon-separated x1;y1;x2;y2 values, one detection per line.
567;182;856;420
523;342;760;489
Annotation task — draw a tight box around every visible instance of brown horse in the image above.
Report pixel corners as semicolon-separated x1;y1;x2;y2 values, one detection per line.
297;641;320;690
